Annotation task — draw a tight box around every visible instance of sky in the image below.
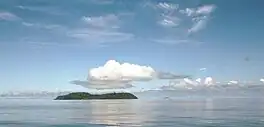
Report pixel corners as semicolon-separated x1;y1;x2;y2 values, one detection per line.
0;0;264;92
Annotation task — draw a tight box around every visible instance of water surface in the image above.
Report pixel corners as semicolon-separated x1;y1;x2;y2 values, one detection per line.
0;94;264;127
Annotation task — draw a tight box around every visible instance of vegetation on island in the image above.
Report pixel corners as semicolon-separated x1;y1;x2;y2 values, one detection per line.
54;92;138;100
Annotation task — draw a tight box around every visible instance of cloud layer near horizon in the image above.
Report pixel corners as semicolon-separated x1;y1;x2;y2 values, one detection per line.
71;60;190;89
159;77;264;91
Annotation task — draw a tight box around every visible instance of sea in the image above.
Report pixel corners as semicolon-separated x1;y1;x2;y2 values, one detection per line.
0;90;264;127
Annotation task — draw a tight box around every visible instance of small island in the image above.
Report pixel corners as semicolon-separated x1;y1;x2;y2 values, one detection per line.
54;92;138;100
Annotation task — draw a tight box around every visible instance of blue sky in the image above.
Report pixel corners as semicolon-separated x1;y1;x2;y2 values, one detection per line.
0;0;264;92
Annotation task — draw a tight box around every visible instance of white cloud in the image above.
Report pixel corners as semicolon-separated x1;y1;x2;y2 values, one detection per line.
188;18;208;34
68;28;134;44
22;22;63;30
68;14;134;44
156;72;190;79
179;8;195;16
199;68;207;71
260;79;264;83
71;60;189;89
158;18;179;27
195;78;201;83
22;22;34;27
90;0;113;5
159;77;264;91
0;12;19;21
228;80;238;85
156;2;179;11
89;60;155;81
152;39;189;45
17;5;65;15
178;4;216;34
187;5;215;34
196;5;216;15
71;60;155;89
204;77;214;86
152;38;203;45
152;2;216;44
82;14;119;28
179;5;215;17
155;2;180;28
184;78;197;85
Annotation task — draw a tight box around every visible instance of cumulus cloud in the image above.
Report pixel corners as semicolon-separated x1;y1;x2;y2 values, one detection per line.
160;76;264;91
184;78;197;85
71;60;189;89
0;12;19;21
195;78;201;83
88;60;155;81
204;77;214;86
260;79;264;83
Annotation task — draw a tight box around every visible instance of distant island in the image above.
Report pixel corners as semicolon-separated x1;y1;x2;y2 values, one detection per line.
54;92;138;100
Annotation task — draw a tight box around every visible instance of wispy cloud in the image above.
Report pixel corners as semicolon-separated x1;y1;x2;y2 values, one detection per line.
21;14;133;46
0;11;20;21
155;2;216;33
181;5;216;34
152;38;203;45
156;2;179;11
90;0;114;5
68;29;134;44
145;1;216;45
22;22;63;30
199;68;207;71
157;72;191;79
196;5;216;15
179;8;195;16
82;14;120;29
188;17;208;33
17;1;216;47
155;2;180;28
158;16;180;27
68;14;134;44
26;41;78;47
153;39;187;44
17;5;65;15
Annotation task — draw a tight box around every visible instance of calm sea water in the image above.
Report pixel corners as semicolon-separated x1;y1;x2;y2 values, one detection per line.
0;92;264;127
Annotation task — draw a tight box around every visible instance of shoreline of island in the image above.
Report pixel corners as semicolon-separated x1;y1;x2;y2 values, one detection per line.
54;92;138;100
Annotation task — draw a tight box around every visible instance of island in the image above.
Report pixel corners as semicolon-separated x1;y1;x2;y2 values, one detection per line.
54;92;138;100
